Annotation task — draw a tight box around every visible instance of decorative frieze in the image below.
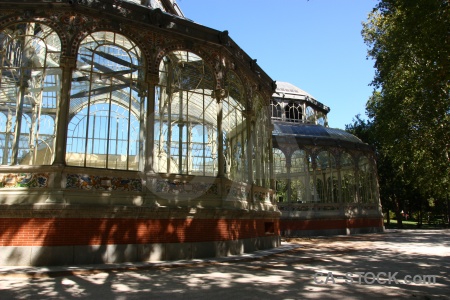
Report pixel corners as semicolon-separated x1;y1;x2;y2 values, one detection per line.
154;179;218;195
0;173;49;188
66;174;143;191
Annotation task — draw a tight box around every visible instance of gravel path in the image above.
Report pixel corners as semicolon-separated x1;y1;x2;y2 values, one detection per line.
0;229;449;299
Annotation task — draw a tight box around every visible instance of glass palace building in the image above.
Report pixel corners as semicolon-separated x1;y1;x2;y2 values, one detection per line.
0;0;383;266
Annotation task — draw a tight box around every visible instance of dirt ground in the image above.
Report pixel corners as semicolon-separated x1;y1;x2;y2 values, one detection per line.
0;229;449;299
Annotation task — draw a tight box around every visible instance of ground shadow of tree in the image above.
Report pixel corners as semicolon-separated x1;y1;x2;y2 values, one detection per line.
1;230;449;299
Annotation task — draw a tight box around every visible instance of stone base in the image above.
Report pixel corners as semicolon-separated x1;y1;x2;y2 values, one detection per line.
0;236;281;266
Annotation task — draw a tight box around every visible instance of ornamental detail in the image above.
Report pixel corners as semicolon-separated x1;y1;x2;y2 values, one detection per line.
226;185;249;200
53;12;95;38
154;179;218;195
66;174;143;191
0;173;49;188
253;191;270;202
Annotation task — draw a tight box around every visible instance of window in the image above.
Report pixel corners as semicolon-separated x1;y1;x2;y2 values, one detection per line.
359;155;376;203
305;106;315;123
315;151;337;202
284;102;302;122
341;152;356;203
316;111;326;126
253;93;270;187
273;148;287;202
271;100;282;120
291;150;308;202
0;23;61;165
66;31;145;170
224;71;247;182
155;50;216;176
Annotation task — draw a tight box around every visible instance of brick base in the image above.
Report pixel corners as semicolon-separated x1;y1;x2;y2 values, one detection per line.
0;217;280;266
280;218;384;237
0;218;279;247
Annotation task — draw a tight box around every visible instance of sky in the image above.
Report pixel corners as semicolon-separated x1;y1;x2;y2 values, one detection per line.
178;0;379;130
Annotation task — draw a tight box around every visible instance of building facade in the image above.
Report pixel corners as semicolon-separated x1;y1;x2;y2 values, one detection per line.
0;0;280;266
0;0;383;267
272;82;383;236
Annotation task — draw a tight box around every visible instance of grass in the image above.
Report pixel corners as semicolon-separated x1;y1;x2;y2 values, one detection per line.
384;219;448;229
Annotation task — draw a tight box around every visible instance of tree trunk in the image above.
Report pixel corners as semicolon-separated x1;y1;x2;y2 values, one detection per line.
394;196;403;228
447;194;449;228
417;197;422;228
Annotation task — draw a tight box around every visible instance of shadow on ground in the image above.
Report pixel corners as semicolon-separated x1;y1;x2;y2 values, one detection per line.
0;229;449;299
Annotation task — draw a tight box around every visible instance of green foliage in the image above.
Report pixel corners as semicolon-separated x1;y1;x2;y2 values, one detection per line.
275;180;288;202
361;0;450;198
347;0;450;225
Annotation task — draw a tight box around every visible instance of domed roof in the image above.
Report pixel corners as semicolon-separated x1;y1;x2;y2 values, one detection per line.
273;81;330;112
274;81;316;100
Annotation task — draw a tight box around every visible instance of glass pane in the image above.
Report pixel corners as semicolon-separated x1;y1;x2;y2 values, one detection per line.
66;31;145;170
0;23;61;165
155;51;216;176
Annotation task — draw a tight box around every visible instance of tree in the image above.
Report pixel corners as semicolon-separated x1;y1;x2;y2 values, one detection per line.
346;108;411;227
362;0;450;199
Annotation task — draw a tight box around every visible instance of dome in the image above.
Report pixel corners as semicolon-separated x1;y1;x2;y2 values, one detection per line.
273;81;330;113
271;81;369;149
271;82;382;237
274;81;316;100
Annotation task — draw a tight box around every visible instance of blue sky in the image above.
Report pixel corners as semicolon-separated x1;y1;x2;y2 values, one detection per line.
179;0;378;129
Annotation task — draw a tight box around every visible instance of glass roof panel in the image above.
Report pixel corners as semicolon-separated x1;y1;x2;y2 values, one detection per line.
273;122;365;144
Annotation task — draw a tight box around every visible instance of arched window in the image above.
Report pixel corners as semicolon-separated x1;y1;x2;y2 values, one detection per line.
271;100;282;120
273;148;287;202
291;150;308;203
273;148;286;175
0;23;61;165
341;152;356;203
315;151;337;202
284;102;302;122
66;31;145;170
155;50;216;176
359;155;376;203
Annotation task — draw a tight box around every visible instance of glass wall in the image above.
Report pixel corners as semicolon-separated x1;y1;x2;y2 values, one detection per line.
273;147;377;205
1;23;273;190
291;150;308;203
273;148;287;202
315;151;337;203
341;152;356;203
66;31;146;170
0;23;61;165
224;71;247;182
359;155;377;203
254;93;270;188
154;50;216;176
